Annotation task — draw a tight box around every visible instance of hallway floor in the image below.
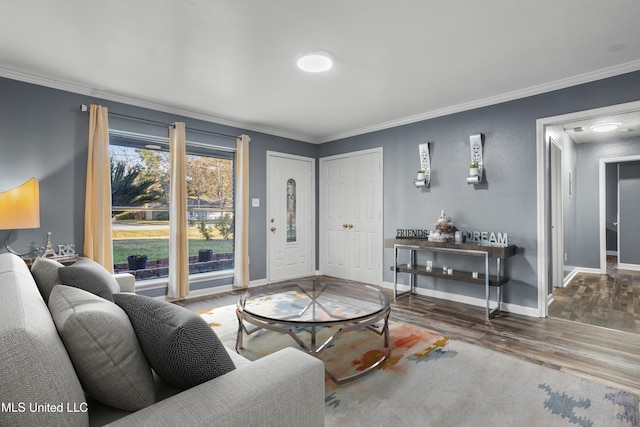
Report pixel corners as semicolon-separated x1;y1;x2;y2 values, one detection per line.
549;256;640;334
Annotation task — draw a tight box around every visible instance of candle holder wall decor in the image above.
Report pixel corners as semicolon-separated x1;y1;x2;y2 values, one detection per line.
467;133;484;185
415;142;431;187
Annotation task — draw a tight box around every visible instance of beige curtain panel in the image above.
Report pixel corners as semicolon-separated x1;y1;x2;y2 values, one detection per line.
168;122;189;299
84;105;114;272
234;134;251;287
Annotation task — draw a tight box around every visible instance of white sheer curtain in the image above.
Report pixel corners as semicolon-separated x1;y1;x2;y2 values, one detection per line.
168;122;189;299
234;134;251;287
84;105;114;272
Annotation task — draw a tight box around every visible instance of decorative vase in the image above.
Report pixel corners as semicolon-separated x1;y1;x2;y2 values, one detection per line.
469;167;479;177
417;172;426;181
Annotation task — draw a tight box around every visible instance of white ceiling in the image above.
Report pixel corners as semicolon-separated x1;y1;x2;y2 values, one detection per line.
2;0;640;144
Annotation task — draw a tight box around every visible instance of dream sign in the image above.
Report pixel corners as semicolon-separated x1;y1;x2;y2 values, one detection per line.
464;230;508;246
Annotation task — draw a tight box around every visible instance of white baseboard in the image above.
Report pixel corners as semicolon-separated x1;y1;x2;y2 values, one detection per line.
382;281;538;318
563;266;604;287
618;263;640;272
563;268;579;287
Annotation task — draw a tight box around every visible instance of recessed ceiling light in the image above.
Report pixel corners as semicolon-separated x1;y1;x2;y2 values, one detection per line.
296;51;333;73
590;123;621;133
573;127;584;132
618;127;630;133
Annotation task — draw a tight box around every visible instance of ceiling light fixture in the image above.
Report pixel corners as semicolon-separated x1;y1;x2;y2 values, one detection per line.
590;123;621;133
296;51;333;73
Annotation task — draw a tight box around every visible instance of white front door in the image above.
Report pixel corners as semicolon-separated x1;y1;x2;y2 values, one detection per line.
320;148;383;285
267;152;315;282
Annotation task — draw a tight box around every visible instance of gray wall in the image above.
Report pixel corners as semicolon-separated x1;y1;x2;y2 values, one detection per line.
574;137;640;268
561;130;578;270
2;69;640;307
617;161;640;265
319;71;640;308
0;77;316;290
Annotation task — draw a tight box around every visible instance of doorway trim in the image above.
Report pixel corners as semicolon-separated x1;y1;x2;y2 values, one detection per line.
549;138;564;297
599;155;640;273
536;99;640;318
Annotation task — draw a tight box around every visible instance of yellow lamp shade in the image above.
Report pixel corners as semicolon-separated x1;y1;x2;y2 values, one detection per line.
0;178;41;230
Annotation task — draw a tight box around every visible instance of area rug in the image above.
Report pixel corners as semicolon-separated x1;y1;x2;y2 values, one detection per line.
199;304;638;427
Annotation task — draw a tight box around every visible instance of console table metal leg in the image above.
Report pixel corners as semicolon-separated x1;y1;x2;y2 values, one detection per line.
393;246;398;298
485;253;490;320
410;249;416;294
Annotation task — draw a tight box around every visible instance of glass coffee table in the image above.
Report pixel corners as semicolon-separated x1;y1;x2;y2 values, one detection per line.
236;279;391;384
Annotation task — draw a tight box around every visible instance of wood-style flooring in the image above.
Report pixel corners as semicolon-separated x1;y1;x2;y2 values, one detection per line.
549;256;640;334
178;276;640;398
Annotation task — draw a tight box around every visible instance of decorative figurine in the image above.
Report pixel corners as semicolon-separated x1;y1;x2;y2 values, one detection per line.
428;209;457;243
43;232;57;258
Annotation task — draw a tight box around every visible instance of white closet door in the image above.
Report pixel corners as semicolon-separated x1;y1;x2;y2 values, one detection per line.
320;148;382;285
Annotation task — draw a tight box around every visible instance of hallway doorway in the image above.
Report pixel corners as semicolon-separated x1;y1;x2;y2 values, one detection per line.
536;100;640;319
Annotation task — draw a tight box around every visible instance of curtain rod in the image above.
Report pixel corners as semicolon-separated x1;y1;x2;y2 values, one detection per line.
80;104;241;140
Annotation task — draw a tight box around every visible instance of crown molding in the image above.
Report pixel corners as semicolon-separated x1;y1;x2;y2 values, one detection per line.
319;59;640;143
3;59;640;145
0;67;314;144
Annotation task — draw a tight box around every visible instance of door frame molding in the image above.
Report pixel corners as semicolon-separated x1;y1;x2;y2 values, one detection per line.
536;99;640;317
266;150;316;283
549;137;564;296
599;155;640;273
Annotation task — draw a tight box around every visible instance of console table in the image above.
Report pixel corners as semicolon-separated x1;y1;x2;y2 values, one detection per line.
386;238;517;319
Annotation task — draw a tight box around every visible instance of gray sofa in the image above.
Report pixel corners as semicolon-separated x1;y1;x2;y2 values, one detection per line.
0;253;325;427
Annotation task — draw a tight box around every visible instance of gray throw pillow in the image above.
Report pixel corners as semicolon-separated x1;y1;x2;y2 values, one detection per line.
30;256;64;302
48;285;156;411
113;293;236;390
58;257;119;301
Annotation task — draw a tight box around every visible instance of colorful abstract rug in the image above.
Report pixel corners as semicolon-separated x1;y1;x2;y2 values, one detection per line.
199;304;638;427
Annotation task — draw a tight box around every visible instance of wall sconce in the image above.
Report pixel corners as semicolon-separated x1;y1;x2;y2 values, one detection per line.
0;178;41;256
467;134;484;184
415;142;431;187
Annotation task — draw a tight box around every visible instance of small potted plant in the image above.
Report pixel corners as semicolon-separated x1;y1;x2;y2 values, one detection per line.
417;170;426;181
469;161;479;177
127;254;148;270
198;248;213;262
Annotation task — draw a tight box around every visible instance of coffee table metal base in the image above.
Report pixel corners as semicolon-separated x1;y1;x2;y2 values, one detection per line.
236;304;390;384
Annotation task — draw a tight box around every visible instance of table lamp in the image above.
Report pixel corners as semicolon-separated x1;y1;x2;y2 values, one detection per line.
0;178;41;256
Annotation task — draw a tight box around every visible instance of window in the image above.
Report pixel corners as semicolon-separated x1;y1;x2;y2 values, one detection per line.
286;178;296;242
109;130;235;280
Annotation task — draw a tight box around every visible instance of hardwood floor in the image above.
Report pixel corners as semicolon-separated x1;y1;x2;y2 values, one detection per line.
179;276;640;398
549;256;640;334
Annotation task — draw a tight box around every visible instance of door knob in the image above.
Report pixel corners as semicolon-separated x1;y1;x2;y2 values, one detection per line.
270;227;276;233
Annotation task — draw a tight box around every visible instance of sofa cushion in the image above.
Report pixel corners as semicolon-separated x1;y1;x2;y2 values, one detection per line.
30;256;65;302
58;257;119;301
49;285;156;411
113;293;236;390
0;254;88;427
